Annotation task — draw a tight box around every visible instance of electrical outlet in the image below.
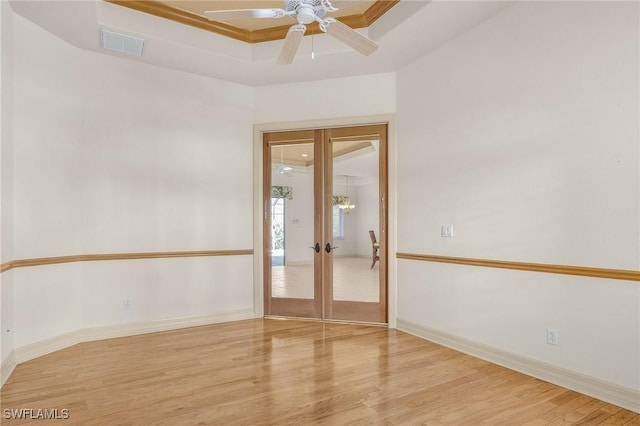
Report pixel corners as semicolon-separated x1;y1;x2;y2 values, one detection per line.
547;328;559;345
441;224;454;237
123;298;131;310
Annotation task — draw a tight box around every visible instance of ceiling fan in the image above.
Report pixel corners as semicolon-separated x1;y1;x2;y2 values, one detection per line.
204;0;379;65
274;146;293;175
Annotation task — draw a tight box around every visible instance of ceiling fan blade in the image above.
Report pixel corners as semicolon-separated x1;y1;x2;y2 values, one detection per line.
323;18;378;56
277;24;306;65
204;8;286;21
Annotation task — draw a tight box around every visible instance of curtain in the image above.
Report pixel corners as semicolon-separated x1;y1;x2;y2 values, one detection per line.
272;186;293;200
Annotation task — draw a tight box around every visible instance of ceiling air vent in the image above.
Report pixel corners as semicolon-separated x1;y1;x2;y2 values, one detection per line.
100;29;144;57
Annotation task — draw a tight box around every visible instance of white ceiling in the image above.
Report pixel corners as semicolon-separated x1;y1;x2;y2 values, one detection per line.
9;0;513;87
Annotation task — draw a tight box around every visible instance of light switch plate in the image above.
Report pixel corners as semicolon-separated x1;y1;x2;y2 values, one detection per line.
441;225;454;237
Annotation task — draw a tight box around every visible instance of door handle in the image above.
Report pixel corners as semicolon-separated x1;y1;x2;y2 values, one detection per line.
309;243;321;253
325;243;339;253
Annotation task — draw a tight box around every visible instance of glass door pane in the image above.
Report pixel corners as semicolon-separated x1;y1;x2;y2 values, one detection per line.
270;143;315;300
264;130;323;319
331;171;380;303
324;125;387;323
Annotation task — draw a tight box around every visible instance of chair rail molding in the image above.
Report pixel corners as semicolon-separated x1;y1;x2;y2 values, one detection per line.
396;253;640;282
0;249;254;273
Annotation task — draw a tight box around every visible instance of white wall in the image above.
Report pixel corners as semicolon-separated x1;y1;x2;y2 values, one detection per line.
13;13;85;260
9;13;255;348
254;73;396;124
0;0;15;364
80;52;254;255
10;12;87;349
397;1;639;391
354;182;379;257
272;169;315;264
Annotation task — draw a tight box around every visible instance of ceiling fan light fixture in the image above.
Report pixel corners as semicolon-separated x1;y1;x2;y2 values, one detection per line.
338;201;355;210
339;175;356;213
276;165;293;174
275;146;294;175
296;6;316;24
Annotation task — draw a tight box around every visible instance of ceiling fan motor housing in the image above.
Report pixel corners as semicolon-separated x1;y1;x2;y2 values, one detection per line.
297;7;316;24
286;0;326;25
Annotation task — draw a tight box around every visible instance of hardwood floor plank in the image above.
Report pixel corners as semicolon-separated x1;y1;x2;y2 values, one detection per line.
0;319;635;425
600;409;640;425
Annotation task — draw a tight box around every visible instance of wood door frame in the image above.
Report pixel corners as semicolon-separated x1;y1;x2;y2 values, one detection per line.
263;130;323;319
323;124;388;323
262;124;388;323
253;115;398;328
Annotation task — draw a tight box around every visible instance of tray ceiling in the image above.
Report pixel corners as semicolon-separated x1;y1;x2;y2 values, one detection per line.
106;0;398;43
9;0;514;86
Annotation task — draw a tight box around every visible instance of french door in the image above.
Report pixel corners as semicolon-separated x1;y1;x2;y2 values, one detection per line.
263;124;387;323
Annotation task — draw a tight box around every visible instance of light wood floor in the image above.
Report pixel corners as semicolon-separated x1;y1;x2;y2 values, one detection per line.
272;257;379;302
1;319;637;425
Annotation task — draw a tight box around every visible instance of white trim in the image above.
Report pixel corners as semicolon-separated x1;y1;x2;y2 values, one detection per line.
386;116;397;328
13;329;82;365
1;351;16;387
3;309;255;384
253;114;397;326
396;318;640;414
253;124;265;318
81;309;255;343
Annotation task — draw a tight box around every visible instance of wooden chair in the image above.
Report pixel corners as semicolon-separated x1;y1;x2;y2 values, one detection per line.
369;230;380;269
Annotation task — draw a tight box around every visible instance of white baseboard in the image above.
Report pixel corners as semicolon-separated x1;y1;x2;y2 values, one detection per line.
396;318;640;414
81;309;255;343
1;351;16;387
3;309;255;386
14;329;84;366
